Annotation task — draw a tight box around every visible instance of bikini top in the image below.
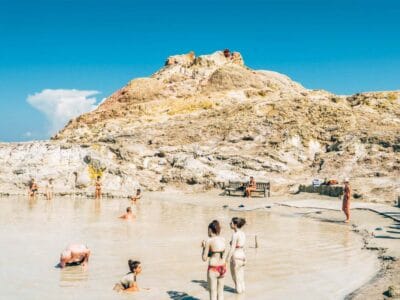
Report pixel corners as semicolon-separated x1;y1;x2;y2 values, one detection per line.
208;249;225;259
230;241;244;249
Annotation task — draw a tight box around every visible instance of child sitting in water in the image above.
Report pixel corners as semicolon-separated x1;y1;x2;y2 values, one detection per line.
113;260;142;292
119;207;134;220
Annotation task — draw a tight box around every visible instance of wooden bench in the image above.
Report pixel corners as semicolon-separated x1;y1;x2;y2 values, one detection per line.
224;181;270;197
224;181;244;196
252;182;270;197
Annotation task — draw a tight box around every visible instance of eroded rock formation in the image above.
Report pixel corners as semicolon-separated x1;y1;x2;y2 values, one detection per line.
1;50;399;202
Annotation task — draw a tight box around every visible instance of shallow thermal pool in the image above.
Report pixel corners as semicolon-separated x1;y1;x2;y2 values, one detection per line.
0;195;379;300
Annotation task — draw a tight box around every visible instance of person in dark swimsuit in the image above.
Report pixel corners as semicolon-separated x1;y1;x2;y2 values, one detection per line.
28;179;38;201
202;220;226;300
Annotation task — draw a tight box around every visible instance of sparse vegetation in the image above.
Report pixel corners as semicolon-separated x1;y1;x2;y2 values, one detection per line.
167;99;214;115
387;92;398;102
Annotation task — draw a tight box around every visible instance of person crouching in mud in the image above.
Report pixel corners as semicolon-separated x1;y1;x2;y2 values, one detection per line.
113;260;143;292
59;244;91;268
202;220;226;300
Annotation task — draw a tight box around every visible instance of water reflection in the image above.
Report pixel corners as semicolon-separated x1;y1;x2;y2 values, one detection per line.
28;198;37;210
59;266;89;286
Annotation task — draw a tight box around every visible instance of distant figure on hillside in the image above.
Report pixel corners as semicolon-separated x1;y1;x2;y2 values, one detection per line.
119;207;134;220
131;189;142;203
59;244;91;268
202;220;226;300
95;176;102;200
223;48;231;58
113;260;144;292
342;178;351;223
245;176;256;198
45;178;54;200
28;178;38;201
226;217;247;294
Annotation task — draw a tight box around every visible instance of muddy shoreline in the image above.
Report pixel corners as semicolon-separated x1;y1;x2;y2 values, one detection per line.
1;189;398;299
145;190;400;299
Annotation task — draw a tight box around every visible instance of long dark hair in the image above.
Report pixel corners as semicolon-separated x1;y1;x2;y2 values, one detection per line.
128;259;141;273
208;220;221;235
232;217;246;228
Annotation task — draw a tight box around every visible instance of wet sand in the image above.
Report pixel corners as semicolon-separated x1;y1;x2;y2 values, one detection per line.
0;191;383;299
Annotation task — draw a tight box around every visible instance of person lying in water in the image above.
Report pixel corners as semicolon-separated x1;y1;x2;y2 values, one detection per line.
119;207;134;220
59;244;91;268
131;189;142;203
113;260;148;292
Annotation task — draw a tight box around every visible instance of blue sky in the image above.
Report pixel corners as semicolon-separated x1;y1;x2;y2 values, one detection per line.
0;0;399;142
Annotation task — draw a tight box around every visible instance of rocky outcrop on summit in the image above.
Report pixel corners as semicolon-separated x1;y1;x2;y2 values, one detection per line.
1;51;399;202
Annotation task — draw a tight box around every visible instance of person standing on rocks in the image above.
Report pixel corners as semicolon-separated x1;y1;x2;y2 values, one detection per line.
245;176;256;198
342;178;351;223
95;176;102;200
202;220;226;300
226;217;246;294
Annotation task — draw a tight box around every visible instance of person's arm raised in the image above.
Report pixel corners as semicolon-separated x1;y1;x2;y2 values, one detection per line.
202;239;210;262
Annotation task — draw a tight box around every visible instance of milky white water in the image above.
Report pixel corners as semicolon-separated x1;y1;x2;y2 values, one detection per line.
0;195;379;300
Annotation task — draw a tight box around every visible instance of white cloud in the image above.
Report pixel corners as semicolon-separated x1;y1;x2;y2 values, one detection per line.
27;89;100;133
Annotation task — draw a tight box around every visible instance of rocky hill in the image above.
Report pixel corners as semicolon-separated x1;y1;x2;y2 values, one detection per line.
1;50;399;202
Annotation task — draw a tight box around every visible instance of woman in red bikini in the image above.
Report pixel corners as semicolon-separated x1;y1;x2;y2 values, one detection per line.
201;220;226;300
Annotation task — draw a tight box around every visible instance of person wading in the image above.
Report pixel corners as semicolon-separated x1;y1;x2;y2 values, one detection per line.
342;178;351;223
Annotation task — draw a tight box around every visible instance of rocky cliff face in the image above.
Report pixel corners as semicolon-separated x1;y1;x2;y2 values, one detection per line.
1;51;399;202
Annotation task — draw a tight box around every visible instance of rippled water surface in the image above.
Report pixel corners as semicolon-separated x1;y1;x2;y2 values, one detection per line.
0;195;379;300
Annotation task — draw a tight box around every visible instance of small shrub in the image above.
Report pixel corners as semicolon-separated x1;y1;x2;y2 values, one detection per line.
387;92;397;102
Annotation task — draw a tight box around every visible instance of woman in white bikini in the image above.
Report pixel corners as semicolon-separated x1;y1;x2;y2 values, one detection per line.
202;220;226;300
226;217;246;294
